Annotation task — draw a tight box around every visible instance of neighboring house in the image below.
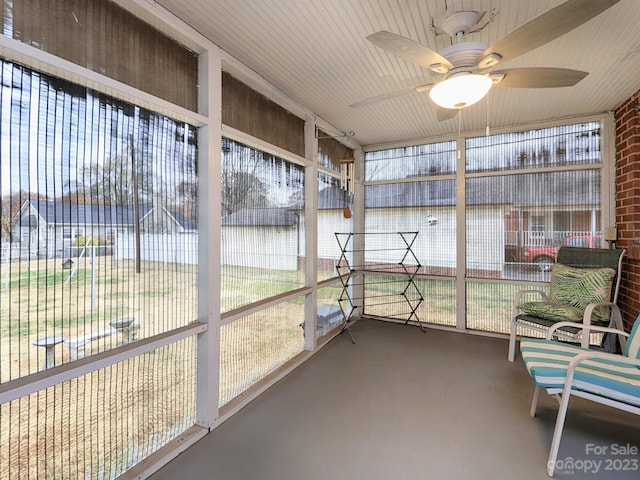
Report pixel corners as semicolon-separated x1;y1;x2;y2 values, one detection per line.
364;180;502;274
215;169;603;276
315;186;354;270
221;207;301;270
12;199;196;258
497;169;602;257
315;171;600;275
166;210;199;232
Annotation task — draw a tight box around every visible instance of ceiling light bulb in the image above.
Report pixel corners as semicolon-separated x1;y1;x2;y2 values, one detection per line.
429;74;492;109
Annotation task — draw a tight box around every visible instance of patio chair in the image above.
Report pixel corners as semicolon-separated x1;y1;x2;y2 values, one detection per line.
508;246;625;362
520;317;640;477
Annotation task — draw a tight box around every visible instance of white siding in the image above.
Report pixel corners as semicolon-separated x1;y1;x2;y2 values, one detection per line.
221;226;298;270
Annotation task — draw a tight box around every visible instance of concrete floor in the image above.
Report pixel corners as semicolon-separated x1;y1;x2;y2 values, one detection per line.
150;319;640;480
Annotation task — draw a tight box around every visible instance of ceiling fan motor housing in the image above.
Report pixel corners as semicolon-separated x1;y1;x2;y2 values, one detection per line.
435;42;488;76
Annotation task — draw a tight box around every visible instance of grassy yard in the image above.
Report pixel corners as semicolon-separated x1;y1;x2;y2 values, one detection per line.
359;273;523;333
0;256;199;478
0;256;198;382
0;257;525;385
0;257;527;478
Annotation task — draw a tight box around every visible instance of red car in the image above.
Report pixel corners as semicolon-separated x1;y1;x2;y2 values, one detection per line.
522;234;602;272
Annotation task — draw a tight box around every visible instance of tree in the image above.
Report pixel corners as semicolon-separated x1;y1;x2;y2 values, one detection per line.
221;139;271;216
221;171;269;216
176;179;198;221
80;154;136;204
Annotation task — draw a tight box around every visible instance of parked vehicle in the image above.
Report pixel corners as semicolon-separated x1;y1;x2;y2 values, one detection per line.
521;234;602;272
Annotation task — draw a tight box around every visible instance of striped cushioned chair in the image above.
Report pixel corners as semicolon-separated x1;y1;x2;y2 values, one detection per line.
520;316;640;477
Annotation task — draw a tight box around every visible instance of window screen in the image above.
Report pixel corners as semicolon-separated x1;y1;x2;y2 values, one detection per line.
362;123;605;334
220;299;304;406
365;180;456;274
466;122;601;173
318;172;351;280
365;141;456;181
0;59;198;478
221;138;305;313
466;123;602;280
0;60;198;380
466;122;603;333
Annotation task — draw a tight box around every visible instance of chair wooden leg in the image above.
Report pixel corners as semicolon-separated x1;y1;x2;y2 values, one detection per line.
530;386;541;417
547;391;572;477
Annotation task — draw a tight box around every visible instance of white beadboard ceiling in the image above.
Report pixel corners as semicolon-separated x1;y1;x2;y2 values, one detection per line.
154;0;640;148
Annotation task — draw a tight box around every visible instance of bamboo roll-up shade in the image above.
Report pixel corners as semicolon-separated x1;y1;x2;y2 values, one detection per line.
318;134;354;170
222;72;305;157
4;0;198;111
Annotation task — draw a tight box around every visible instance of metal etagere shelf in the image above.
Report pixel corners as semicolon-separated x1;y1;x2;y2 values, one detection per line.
335;232;425;343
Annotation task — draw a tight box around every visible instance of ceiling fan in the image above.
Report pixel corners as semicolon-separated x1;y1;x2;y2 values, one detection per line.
351;0;621;119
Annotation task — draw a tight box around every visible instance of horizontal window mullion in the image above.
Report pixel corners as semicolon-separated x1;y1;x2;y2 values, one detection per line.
0;322;206;405
221;286;312;326
465;163;602;179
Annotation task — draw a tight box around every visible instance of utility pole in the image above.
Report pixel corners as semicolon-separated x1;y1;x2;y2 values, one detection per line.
130;134;141;273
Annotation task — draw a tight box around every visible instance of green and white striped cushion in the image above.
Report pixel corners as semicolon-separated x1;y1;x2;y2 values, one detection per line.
521;336;640;407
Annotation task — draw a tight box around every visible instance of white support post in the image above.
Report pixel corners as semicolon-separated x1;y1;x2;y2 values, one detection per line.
352;148;365;318
303;120;319;351
195;47;222;430
455;135;467;330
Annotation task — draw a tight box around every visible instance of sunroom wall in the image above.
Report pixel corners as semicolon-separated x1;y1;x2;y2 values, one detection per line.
0;1;356;479
0;2;637;480
363;118;618;335
615;89;640;331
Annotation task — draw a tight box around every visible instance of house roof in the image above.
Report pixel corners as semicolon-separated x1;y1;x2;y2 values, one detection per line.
21;199;153;227
170;210;199;231
221;207;298;227
318;186;350;210
365;169;600;209
221;168;601;226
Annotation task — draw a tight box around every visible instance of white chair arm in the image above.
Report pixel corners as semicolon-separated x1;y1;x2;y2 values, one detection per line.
566;349;640;374
581;303;623;348
513;289;549;318
546;321;630;340
514;289;548;307
582;301;618;323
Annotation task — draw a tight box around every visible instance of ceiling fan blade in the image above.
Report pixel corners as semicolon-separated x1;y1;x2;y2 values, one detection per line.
367;31;453;71
478;0;621;66
491;68;588;88
436;107;458;122
349;83;433;108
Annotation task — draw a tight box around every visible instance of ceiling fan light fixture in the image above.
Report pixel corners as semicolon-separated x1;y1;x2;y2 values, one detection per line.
429;74;492;109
